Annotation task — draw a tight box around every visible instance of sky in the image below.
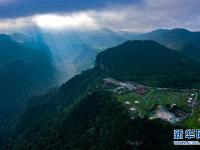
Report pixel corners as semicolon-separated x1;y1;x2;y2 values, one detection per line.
0;0;199;32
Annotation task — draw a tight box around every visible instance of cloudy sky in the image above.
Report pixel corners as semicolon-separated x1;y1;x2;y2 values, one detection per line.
0;0;199;32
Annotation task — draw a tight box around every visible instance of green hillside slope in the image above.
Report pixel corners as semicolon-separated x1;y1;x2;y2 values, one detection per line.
96;40;200;88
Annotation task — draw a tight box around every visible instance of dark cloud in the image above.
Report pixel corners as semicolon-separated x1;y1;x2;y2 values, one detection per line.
0;0;199;32
0;0;140;18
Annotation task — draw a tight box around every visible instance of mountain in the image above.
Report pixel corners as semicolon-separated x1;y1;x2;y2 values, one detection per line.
89;28;200;68
6;68;104;149
0;34;55;72
34;28;128;83
0;29;127;134
11;33;33;43
0;34;57;140
36;32;97;83
9;90;179;150
84;28;200;50
7;69;180;150
80;28;125;50
96;40;200;88
7;40;200;150
15;34;54;55
0;34;56;88
133;28;200;49
31;28;200;83
180;44;200;64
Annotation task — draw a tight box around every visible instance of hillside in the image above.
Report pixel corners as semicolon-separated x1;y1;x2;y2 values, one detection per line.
10;90;181;150
0;34;57;141
130;28;200;49
79;28;200;50
77;28;200;50
180;44;200;64
36;32;97;82
6;40;200;150
81;28;125;50
7;69;185;150
28;28;200;83
0;34;55;75
96;40;200;88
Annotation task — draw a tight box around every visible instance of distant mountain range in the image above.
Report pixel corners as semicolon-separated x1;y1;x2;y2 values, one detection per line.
83;27;200;50
74;28;200;50
10;28;199;84
134;28;200;49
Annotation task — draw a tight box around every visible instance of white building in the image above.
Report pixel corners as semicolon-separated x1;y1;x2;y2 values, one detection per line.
130;107;136;111
125;101;131;105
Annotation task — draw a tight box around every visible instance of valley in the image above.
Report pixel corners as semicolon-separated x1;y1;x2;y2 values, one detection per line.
0;0;200;149
1;30;200;149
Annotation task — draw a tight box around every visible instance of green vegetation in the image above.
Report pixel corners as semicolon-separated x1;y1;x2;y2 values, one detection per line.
8;89;192;150
117;88;199;124
181;44;200;64
183;106;200;129
96;40;200;88
4;39;200;149
0;34;57;144
139;28;200;49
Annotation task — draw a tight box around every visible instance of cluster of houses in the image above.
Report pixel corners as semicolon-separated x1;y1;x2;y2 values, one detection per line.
124;100;140;119
103;78;147;95
187;93;198;108
124;101;189;123
102;78;199;124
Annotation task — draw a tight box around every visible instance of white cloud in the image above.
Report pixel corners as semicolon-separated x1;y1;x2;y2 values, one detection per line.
32;13;98;30
0;17;31;29
0;0;199;32
87;0;200;32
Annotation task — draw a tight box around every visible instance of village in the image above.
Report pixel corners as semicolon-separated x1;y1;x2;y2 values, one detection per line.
102;78;199;125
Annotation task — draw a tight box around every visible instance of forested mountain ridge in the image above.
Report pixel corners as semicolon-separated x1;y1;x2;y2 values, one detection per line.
132;28;200;49
96;40;200;88
180;44;200;65
0;34;57;145
7;40;200;150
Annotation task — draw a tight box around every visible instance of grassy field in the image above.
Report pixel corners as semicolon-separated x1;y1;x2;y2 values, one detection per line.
117;88;200;127
183;106;200;128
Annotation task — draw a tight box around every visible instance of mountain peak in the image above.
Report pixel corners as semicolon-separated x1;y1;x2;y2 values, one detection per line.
95;28;115;34
11;33;33;43
118;40;165;49
150;28;191;33
96;40;200;88
0;34;13;41
171;28;191;33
